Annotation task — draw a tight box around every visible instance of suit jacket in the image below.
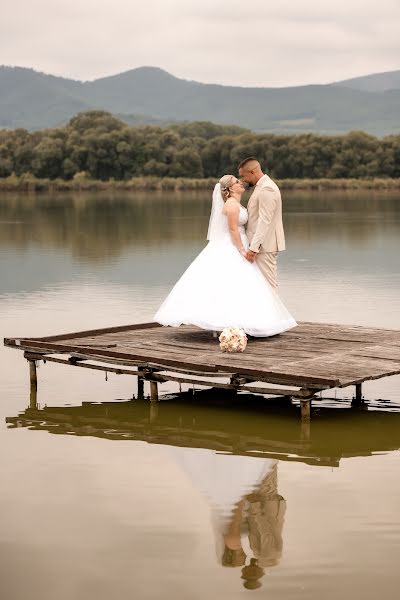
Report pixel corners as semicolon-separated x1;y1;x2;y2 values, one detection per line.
246;174;286;253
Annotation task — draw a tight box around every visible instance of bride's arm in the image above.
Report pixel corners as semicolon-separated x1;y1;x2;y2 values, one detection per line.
225;201;246;257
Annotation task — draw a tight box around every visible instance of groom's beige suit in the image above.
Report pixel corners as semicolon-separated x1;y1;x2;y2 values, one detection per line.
246;174;285;290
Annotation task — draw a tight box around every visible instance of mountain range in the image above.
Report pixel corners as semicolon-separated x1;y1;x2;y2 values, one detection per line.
1;65;400;135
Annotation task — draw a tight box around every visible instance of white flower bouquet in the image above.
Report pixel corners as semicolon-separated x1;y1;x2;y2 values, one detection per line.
218;327;248;353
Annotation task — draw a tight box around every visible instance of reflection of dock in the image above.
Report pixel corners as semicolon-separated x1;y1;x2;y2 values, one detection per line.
4;321;400;419
6;398;400;467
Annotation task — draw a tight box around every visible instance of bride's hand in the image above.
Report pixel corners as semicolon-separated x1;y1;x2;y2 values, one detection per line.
246;250;257;263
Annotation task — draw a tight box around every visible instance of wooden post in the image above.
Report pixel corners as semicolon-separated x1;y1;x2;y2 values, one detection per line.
137;376;144;401
150;380;158;402
294;389;313;420
29;386;38;409
300;398;311;420
29;359;37;391
28;359;38;409
351;383;363;407
356;383;362;403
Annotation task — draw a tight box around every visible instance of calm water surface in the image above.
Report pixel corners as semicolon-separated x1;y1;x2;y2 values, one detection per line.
1;190;400;599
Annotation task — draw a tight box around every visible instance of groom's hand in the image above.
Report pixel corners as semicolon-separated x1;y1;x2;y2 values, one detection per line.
246;250;257;263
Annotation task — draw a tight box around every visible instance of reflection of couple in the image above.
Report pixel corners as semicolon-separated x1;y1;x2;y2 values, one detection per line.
154;157;297;337
221;462;286;590
168;448;286;590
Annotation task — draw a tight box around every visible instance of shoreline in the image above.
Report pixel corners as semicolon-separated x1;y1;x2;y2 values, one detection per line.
0;175;400;193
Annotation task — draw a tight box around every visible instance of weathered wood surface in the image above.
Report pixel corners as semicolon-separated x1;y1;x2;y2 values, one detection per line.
5;321;400;389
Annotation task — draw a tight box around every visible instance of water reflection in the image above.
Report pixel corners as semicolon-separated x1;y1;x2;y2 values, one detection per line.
6;392;400;589
166;446;285;589
0;190;399;261
7;395;290;588
7;395;400;466
1;189;400;303
221;462;285;590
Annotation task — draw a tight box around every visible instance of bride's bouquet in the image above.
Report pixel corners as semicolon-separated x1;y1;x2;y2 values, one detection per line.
219;327;248;353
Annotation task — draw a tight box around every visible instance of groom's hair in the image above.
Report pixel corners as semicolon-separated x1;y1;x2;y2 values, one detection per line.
238;157;261;171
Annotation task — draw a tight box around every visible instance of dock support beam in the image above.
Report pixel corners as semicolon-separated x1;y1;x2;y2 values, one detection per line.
29;359;37;391
355;383;362;405
351;383;364;407
293;388;314;420
28;359;38;409
150;381;159;402
137;376;144;401
300;398;311;420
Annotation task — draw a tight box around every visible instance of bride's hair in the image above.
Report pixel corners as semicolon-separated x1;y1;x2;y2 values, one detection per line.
219;174;237;201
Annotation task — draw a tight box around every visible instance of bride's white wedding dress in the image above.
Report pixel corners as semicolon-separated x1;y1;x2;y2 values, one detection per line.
154;186;297;337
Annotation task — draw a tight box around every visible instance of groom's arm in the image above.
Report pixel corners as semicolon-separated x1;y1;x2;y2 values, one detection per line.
249;187;277;253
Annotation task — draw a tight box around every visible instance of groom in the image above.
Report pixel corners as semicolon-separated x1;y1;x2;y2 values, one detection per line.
238;157;285;291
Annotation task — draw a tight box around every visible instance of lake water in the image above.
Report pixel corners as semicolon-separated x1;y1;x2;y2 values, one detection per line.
1;189;400;599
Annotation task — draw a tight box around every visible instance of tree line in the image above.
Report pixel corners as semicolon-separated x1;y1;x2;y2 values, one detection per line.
0;110;399;181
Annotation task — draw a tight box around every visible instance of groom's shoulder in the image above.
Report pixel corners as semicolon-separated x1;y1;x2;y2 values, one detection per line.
259;175;280;193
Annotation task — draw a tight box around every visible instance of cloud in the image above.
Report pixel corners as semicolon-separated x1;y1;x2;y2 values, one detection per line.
1;0;399;86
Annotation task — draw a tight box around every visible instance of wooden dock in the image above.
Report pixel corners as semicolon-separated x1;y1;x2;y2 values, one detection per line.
4;321;400;419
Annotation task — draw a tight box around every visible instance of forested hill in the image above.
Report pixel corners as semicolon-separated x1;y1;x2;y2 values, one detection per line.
1;65;400;135
1;111;399;181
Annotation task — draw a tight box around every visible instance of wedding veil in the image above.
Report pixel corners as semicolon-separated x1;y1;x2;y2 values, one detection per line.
206;183;229;241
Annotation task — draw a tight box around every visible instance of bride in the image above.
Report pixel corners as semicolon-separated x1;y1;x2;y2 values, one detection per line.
154;175;297;337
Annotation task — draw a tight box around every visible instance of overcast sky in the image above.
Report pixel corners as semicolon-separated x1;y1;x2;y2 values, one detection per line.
2;0;399;87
